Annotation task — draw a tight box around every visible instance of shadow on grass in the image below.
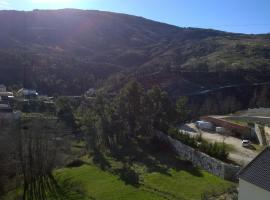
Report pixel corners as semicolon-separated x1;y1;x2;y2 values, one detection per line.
66;159;86;168
88;134;204;190
103;136;203;179
50;177;96;200
114;166;140;187
92;150;111;171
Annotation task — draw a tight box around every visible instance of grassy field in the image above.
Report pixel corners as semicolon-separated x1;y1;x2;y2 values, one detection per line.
3;138;233;200
53;163;232;200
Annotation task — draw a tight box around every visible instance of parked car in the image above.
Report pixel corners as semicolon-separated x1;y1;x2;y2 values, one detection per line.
242;140;251;147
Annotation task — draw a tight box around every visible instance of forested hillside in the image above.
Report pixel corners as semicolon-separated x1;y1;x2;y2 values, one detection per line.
0;9;269;95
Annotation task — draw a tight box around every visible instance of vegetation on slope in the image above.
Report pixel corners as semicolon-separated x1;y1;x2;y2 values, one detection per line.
1;81;236;200
0;9;269;95
168;128;229;161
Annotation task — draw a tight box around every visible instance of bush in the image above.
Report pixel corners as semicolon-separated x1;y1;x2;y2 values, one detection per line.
117;166;140;187
168;127;197;148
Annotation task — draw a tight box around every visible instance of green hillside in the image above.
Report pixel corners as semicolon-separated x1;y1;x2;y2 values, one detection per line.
0;9;269;95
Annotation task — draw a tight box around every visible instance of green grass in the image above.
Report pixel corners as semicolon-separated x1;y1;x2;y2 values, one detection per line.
2;138;233;200
52;162;232;200
143;168;232;200
54;137;234;200
55;164;162;200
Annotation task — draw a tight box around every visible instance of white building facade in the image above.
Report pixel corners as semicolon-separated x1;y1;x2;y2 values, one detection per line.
238;147;270;200
239;179;270;200
0;84;6;92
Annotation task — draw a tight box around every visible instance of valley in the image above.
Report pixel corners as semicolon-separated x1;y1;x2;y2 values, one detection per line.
0;8;269;200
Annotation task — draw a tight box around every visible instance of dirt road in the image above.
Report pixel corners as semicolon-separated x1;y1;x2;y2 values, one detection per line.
179;123;259;166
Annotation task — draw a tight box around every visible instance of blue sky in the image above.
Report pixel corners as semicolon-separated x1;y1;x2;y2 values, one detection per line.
0;0;270;34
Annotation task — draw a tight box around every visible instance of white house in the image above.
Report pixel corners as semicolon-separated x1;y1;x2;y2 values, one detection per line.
238;147;270;200
0;85;14;101
85;88;96;98
0;84;6;92
17;88;38;99
0;92;14;100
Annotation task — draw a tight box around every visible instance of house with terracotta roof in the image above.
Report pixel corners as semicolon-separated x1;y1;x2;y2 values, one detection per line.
238;147;270;200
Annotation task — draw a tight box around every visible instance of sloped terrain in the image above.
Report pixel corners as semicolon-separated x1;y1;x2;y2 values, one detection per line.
0;9;269;95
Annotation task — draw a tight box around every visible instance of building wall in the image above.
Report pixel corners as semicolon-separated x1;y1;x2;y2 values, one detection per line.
201;116;251;137
264;126;270;145
254;124;266;145
238;179;270;200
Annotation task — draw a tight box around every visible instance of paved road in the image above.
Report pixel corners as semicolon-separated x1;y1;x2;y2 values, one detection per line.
179;123;259;166
185;81;270;96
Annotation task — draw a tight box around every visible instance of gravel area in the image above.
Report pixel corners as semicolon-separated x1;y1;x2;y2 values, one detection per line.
179;123;259;166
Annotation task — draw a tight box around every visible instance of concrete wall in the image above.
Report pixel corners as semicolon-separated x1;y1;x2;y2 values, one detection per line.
156;131;241;181
238;179;270;200
254;124;266;146
264;126;270;145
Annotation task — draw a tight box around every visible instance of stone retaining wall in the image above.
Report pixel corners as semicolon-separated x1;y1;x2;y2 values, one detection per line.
156;131;241;181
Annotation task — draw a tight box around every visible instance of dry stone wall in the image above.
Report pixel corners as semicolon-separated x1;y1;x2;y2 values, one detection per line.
156;131;241;181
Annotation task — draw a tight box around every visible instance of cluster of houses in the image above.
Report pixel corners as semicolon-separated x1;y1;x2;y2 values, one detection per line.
0;85;38;100
0;84;39;124
0;85;16;125
17;88;39;99
0;84;14;100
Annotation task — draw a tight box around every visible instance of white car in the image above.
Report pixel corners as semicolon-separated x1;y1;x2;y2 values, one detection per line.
242;140;251;147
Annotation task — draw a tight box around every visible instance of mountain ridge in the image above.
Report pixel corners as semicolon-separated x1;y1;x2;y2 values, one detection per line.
0;9;269;95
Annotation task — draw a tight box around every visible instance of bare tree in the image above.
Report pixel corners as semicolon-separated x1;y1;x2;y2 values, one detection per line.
17;118;64;200
0;125;19;197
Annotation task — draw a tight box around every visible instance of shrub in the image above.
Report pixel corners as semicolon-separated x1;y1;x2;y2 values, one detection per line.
168;127;229;161
117;166;140;187
168;127;198;148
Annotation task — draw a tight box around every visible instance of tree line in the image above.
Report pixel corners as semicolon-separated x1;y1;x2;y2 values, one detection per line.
78;81;189;156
